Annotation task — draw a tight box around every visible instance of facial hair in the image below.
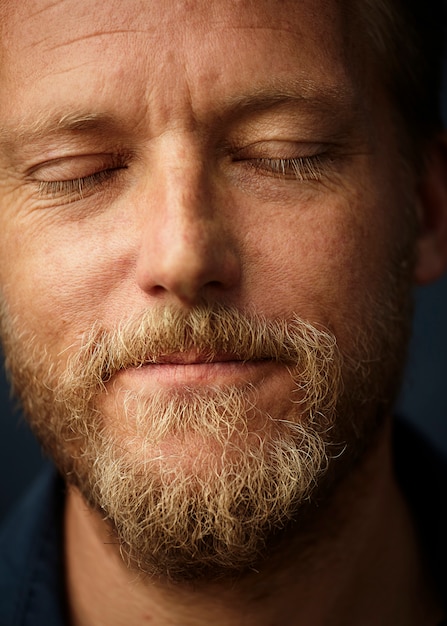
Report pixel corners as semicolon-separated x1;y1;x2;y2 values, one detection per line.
0;298;411;581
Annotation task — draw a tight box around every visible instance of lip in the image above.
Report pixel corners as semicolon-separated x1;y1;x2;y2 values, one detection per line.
114;353;274;389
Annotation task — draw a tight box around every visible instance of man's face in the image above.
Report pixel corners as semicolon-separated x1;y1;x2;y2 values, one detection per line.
0;0;415;579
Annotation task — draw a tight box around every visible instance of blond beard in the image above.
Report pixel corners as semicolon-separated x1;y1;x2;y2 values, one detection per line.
0;302;410;581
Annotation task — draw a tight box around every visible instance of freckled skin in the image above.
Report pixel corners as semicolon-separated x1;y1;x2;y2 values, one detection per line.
1;1;447;624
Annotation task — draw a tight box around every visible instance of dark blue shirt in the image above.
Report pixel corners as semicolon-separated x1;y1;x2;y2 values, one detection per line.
0;465;67;625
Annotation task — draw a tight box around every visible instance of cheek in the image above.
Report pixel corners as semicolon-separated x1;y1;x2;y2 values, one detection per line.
0;216;137;349
241;191;398;332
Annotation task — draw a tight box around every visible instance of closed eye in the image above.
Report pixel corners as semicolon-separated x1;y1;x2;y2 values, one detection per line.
230;139;337;183
37;166;126;200
246;155;329;181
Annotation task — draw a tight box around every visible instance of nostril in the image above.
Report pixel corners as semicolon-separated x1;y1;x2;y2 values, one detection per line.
150;285;169;297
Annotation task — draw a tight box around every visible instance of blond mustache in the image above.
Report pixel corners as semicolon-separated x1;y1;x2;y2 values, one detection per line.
60;304;341;411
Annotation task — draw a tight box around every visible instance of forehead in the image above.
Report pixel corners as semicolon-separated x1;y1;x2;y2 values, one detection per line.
0;0;368;134
1;0;350;58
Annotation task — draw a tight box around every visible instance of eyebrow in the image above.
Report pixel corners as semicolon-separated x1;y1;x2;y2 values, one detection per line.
221;84;363;141
0;111;120;150
225;83;357;116
0;83;361;154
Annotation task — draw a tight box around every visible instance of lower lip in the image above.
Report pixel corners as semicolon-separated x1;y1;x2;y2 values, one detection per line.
115;360;275;389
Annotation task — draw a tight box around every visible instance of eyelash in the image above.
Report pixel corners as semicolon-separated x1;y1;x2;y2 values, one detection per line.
35;153;330;203
246;155;328;181
37;167;125;200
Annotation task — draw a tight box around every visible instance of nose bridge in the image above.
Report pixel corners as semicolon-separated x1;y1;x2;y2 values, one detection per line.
166;150;212;234
135;135;240;304
161;158;218;276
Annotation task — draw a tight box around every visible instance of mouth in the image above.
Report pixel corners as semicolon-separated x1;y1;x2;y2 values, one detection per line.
112;351;275;390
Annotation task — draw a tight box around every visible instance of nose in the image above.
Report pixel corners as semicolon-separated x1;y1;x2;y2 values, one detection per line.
135;158;241;305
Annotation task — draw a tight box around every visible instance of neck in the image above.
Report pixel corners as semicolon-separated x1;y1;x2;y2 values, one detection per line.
64;418;442;626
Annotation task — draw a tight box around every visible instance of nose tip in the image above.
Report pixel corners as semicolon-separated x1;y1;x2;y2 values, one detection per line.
137;226;240;305
135;195;241;305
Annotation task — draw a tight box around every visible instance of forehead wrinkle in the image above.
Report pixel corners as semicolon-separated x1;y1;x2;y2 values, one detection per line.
27;0;67;19
0;1;65;39
37;21;299;56
46;29;156;52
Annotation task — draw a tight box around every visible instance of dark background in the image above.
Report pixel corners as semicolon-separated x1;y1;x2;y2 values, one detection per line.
1;276;447;521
